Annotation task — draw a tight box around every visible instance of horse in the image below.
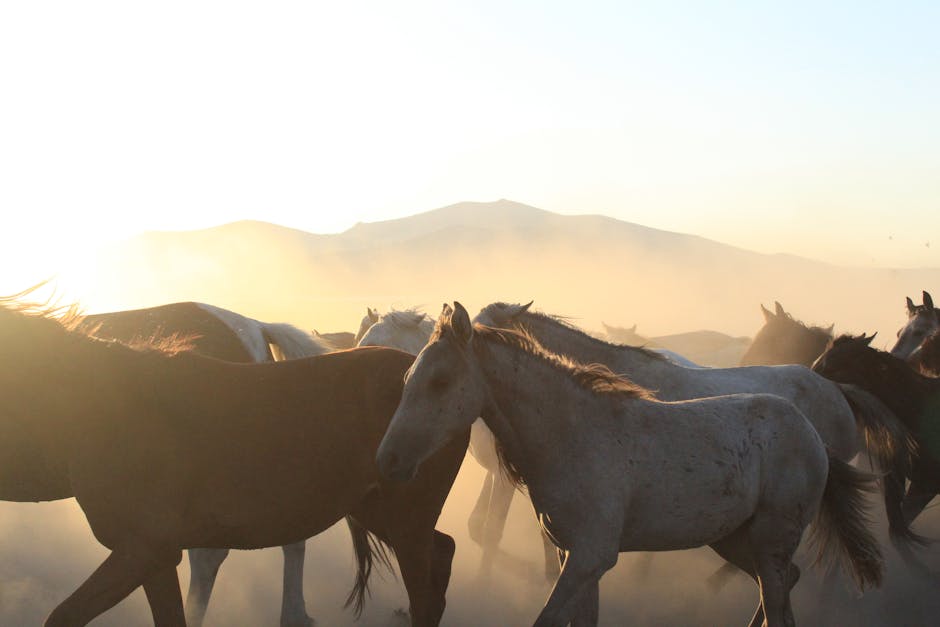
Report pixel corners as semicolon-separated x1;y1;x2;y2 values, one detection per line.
377;303;884;627
473;301;908;467
891;291;939;360
0;291;468;627
813;334;940;569
82;301;331;626
357;309;435;356
739;302;833;367
356;308;558;581
354;307;381;344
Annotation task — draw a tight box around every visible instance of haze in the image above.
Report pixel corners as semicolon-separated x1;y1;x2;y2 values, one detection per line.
2;2;940;626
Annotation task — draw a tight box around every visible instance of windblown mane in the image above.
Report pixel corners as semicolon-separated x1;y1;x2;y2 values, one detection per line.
0;285;195;356
473;324;653;400
380;308;429;330
482;302;668;362
771;310;833;339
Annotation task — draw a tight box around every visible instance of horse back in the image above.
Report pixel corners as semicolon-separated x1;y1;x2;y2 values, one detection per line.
84;302;255;362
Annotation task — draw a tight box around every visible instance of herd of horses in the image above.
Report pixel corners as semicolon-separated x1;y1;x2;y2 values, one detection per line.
2;285;940;626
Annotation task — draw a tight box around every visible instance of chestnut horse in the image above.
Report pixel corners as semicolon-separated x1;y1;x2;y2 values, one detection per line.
83;301;329;626
0;292;467;627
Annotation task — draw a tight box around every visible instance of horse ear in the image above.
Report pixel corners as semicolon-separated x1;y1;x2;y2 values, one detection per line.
864;332;877;345
774;301;785;316
761;304;774;322
907;297;917;315
630;324;637;333
368;307;379;322
440;303;453;317
924;291;934;311
826;324;834;335
520;300;533;312
451;302;473;345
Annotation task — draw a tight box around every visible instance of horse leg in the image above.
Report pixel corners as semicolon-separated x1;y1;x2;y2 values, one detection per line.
280;540;314;627
468;471;495;545
894;481;938;578
430;531;456;601
45;546;182;627
569;578;600;627
143;565;186;627
478;471;515;579
710;526;800;627
184;547;230;627
531;546;617;627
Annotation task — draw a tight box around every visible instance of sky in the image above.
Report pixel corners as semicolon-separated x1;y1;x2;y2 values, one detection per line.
1;1;938;293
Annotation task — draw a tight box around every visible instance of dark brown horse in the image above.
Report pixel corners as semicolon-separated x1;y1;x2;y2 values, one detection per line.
740;301;833;367
813;334;936;567
0;293;467;627
83;301;329;627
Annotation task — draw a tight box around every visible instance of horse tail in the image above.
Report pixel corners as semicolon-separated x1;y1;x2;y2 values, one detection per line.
809;454;884;591
344;515;394;617
260;322;331;360
836;383;926;547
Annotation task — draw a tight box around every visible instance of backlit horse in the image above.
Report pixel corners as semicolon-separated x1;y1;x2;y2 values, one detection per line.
739;302;833;367
378;303;883;627
0;291;467;627
83;301;330;626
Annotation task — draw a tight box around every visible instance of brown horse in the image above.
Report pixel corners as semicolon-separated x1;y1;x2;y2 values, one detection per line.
0;292;467;627
83;301;327;626
739;301;833;367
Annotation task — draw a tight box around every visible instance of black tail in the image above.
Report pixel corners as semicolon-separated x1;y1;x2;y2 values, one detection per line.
810;454;884;591
837;383;926;547
344;516;394;617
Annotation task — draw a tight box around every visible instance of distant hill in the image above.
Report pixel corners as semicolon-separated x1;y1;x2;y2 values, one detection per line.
81;199;940;349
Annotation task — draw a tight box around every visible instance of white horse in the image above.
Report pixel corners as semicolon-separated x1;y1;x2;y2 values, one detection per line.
357;308;435;355
891;290;939;360
354;306;381;344
474;301;908;465
358;308;559;580
86;301;332;627
377;303;883;627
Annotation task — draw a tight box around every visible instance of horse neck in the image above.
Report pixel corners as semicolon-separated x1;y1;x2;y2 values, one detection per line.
0;331;135;501
519;313;665;375
474;337;605;482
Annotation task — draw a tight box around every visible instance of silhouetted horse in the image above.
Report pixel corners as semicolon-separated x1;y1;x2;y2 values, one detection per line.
0;291;467;627
740;301;833;367
814;334;938;568
83;301;330;626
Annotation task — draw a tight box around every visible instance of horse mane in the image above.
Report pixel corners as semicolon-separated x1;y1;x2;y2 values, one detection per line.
380;308;429;330
769;309;833;340
483;301;668;362
0;285;195;356
470;324;653;400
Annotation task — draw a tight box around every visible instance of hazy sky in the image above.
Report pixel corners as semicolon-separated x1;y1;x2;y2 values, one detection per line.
2;1;938;287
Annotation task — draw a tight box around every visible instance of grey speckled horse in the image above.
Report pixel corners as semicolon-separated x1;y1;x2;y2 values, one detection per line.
377;303;883;627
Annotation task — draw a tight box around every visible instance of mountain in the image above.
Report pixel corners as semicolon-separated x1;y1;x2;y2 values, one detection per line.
80;200;940;347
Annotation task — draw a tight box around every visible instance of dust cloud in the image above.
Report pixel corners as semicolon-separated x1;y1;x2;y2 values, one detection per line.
4;207;940;625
